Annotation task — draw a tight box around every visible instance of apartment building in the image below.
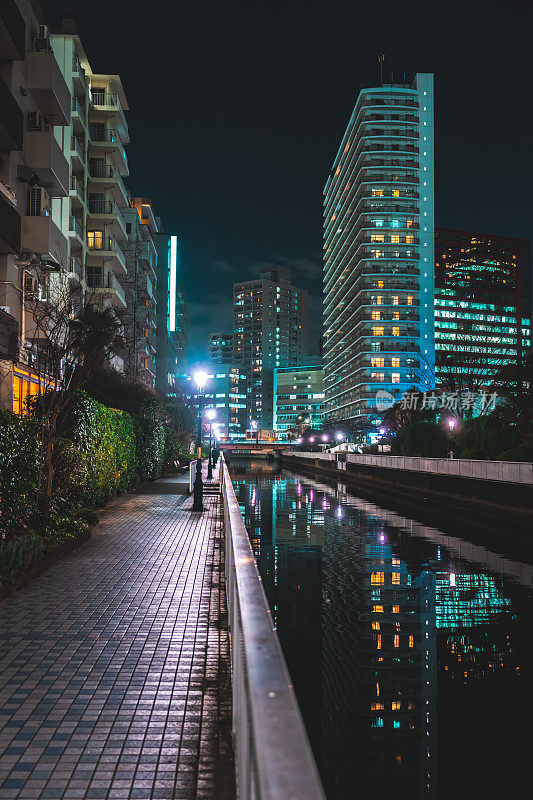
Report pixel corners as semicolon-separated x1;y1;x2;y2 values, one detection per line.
435;228;532;389
323;73;435;422
119;198;159;386
154;232;188;396
0;0;71;411
208;332;233;364
233;266;308;430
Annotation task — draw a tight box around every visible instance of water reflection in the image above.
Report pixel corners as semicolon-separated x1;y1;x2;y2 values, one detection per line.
230;462;532;800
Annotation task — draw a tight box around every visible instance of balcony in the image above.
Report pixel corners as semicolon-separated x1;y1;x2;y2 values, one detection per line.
0;75;23;150
0;189;21;254
86;235;126;275
71;55;88;96
68;256;83;282
22;213;67;266
88;163;128;206
0;0;25;60
88;198;127;239
69;176;86;208
70;136;86;171
90;89;128;141
27;50;70;126
86;270;126;308
24;129;69;197
0;308;19;361
71;96;86;130
68;215;84;244
88;127;128;175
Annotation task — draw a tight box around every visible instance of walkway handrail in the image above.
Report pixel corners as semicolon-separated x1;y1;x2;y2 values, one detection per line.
220;456;326;800
284;451;533;485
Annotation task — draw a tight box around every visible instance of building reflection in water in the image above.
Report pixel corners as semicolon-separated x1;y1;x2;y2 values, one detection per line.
231;463;528;800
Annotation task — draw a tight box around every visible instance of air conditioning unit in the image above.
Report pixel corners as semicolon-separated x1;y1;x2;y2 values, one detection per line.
28;186;50;217
34;25;51;52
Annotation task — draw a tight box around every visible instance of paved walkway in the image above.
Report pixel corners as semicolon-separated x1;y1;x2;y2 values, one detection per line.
0;472;235;800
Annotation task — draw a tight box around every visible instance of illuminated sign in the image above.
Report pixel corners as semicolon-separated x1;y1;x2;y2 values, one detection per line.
169;235;177;331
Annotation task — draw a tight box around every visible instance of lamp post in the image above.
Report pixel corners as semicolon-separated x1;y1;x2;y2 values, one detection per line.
192;370;208;512
206;408;216;479
447;418;457;459
251;419;259;447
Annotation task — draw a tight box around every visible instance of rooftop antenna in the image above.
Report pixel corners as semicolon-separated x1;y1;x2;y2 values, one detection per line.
378;53;385;85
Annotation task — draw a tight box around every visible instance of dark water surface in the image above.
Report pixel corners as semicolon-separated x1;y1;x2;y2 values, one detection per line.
229;460;533;800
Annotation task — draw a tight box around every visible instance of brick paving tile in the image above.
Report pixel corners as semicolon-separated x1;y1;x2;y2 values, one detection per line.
0;474;235;799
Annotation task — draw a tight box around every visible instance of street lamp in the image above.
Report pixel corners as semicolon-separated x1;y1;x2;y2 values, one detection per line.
206;407;216;479
192;370;208;512
447;417;457;460
335;431;344;441
250;419;259;446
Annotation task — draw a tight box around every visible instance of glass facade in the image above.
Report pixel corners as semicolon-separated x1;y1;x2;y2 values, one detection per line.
435;228;532;389
323;73;435;421
273;364;325;437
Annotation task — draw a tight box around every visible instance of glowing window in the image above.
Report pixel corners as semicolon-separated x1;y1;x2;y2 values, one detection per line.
371;702;384;710
392;605;399;613
407;295;413;305
392;327;400;336
376;295;383;304
373;327;384;336
377;635;382;650
391;357;400;368
406;219;413;228
372;188;384;197
392;296;399;305
373;605;383;613
378;280;384;288
392;701;401;710
371;572;385;585
409;635;414;648
391;373;400;383
372;310;381;320
392;572;401;584
393;311;400;320
393;189;400;197
372;621;380;630
371;234;385;243
394;634;400;648
391;234;400;244
371;357;384;368
406;234;415;244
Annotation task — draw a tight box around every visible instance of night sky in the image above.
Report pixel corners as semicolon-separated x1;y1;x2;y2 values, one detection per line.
46;0;533;364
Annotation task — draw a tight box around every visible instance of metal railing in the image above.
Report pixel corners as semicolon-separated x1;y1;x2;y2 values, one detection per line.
71;96;86;125
189;459;197;493
283;451;533;485
220;456;326;800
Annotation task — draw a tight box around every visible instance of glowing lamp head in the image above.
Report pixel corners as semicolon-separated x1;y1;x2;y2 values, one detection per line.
321;434;329;441
448;418;456;430
296;437;302;444
206;408;216;421
250;420;258;431
309;436;315;443
194;370;208;390
335;432;344;441
379;427;386;435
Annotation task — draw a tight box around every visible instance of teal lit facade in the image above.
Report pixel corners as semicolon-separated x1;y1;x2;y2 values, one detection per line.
323;73;435;421
155;233;188;396
273;364;325;437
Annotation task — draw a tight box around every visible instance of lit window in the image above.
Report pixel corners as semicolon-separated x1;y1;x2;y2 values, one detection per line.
394;634;400;648
391;373;400;383
392;605;399;613
406;219;413;228
371;234;385;243
372;188;384;196
406;234;415;244
393;189;400;197
408;635;414;648
392;296;399;305
393;311;400;320
371;357;384;368
392;327;400;336
377;635;382;650
373;605;383;613
392;701;401;710
373;326;384;336
391;234;400;244
378;281;384;289
371;702;384;710
376;295;383;304
407;295;413;305
392;572;401;584
372;621;380;630
372;310;381;320
371;572;385;585
391;357;400;368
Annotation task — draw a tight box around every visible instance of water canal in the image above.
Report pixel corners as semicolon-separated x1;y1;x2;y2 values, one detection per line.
229;459;533;800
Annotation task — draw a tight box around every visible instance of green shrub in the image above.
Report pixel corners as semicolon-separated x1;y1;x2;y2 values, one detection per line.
0;410;41;539
393;421;449;457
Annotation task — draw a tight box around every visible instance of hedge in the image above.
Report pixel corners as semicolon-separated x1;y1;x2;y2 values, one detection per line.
0;393;167;590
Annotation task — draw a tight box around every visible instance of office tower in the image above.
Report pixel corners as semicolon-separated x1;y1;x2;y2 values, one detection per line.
323;73;435;422
233;266;308;430
181;365;247;440
155;233;188;396
435;228;532;390
119;198;159;385
208;332;233;364
1;2;71;412
273;363;325;438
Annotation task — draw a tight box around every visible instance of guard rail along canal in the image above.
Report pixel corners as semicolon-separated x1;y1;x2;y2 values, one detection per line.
220;454;326;800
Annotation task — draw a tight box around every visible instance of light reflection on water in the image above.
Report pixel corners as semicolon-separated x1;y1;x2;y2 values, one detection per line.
230;461;533;800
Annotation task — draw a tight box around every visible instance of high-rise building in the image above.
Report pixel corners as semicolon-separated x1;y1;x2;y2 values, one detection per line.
181;365;247;440
273;363;325;438
120;198;159;386
155;233;188;396
0;1;71;411
323;73;435;422
208;332;233;364
233;266;308;430
435;228;532;390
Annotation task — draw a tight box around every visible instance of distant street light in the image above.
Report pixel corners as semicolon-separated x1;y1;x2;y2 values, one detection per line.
250;419;259;446
309;436;315;443
379;427;386;435
192;371;208;512
321;434;329;442
335;432;344;441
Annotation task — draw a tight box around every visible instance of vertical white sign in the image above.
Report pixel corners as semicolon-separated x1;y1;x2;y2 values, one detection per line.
169;235;177;331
